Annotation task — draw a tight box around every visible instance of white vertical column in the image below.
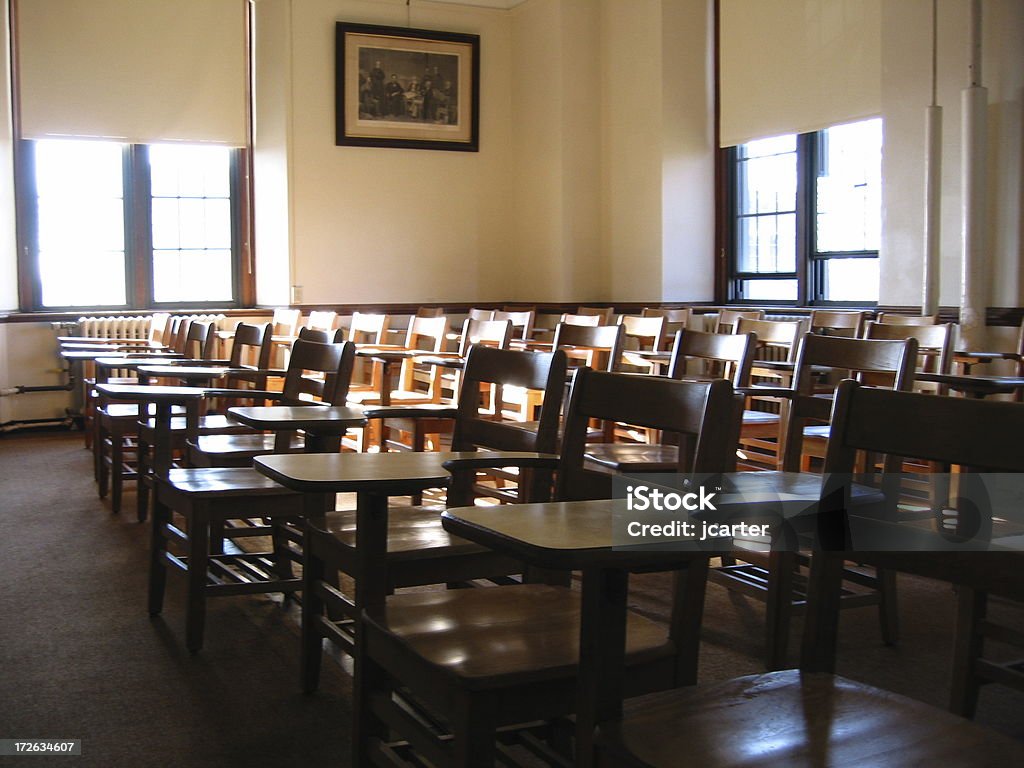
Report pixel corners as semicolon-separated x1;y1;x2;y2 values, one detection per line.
921;0;941;316
959;0;988;347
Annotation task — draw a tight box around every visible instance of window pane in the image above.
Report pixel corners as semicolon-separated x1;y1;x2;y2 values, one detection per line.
738;149;797;215
738;279;798;302
737;213;796;273
815;117;882;253
820;258;879;303
34;139;126;307
148;144;233;303
153;249;233;303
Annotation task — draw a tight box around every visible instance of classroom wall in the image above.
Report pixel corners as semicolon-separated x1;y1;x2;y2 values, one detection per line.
880;0;1024;312
0;0;17;314
254;0;716;306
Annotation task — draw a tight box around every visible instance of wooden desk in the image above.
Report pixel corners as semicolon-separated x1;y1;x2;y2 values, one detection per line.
915;372;1024;399
137;365;230;386
441;498;721;765
228;405;367;453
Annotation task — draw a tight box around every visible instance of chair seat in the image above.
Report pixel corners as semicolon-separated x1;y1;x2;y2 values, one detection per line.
323;506;486;561
584;443;678;472
365;584;669;691
101;403;187;420
139;413;251;435
741;409;780;425
191;432;305;458
597;669;1024;767
164;467;300;497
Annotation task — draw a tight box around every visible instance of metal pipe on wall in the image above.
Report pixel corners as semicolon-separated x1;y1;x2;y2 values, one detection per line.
921;0;941;316
959;0;988;348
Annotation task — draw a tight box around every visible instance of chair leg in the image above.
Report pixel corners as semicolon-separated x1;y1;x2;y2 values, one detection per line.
450;692;496;767
137;431;151;523
764;551;795;671
877;567;899;645
353;634;391;767
270;520;295;581
950;586;987;718
185;512;209;653
148;495;171;616
110;430;124;514
97;424;109;500
301;530;327;693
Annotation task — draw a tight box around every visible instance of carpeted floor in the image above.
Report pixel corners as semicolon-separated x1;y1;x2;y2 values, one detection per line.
0;430;1021;767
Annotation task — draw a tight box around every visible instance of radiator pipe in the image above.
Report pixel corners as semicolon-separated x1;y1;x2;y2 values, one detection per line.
0;417;75;433
0;383;74;396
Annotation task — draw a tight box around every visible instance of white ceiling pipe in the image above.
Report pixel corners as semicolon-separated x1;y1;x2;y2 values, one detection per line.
959;0;988;348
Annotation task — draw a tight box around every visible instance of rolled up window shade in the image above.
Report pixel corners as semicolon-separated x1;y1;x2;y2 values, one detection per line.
16;0;247;146
719;0;881;147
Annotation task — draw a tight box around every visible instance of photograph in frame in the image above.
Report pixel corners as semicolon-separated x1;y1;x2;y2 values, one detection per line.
336;22;480;152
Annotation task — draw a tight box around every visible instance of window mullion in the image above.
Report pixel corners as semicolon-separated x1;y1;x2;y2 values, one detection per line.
796;132;814;305
125;144;152;308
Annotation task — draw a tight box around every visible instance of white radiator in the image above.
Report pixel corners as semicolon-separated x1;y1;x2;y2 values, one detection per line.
75;315;152;340
74;314;225;340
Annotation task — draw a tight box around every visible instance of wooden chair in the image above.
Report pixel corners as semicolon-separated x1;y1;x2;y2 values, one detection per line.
465;307;494;322
304;310;338;333
188;339;357;468
642;306;693;338
493;309;535;341
584;329;756;473
348;315;449;407
271;307;301;337
576;305;615;324
134;322;276;521
301;345;568;688
823;381;1024;720
863;321;954;392
149;340;358;652
591;382;1024;765
713;333;919;670
876;312;940;325
353;370;740;766
560;312;603;327
809;309;868;337
733;316;806;470
552;322;625;373
416;306;445;317
381;318;514;455
714;308;764;334
619;314;668;353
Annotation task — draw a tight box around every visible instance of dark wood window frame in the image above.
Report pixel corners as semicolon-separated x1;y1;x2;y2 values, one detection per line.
722;129;880;308
13;140;254;313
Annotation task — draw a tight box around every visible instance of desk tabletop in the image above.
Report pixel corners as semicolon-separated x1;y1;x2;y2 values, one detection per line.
137;365;230;378
254;450;544;495
94;383;209;402
228;405;367;432
94;356;181;369
915;371;1024;393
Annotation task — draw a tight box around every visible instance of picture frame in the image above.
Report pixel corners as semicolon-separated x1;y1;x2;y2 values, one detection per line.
335;22;480;152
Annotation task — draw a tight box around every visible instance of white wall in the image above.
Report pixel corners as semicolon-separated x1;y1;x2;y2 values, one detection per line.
266;0;515;305
880;0;1024;314
0;0;17;313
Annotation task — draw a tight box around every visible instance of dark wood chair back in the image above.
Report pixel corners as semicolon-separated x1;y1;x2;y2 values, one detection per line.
875;312;940;326
779;334;918;471
715;308;764;334
576;305;615;323
643;307;693;337
810;309;867;337
182;320;215;360
279;339;356;406
667;328;756;388
863;321;955;375
552;322;626;372
557;369;739;502
416;306;445;317
735;317;805;362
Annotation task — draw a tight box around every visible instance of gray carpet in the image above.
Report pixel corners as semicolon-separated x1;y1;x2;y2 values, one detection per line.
0;431;1020;767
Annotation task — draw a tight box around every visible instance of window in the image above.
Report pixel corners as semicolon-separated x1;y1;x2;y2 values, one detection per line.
17;139;247;311
727;117;881;305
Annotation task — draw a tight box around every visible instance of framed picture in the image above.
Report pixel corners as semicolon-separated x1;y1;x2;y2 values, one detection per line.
336;22;480;152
